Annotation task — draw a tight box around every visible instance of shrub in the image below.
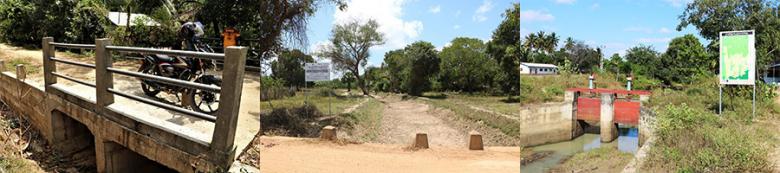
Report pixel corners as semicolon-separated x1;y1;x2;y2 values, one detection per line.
647;104;771;172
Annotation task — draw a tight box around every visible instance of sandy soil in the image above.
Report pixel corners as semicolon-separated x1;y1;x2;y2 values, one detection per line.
376;95;467;147
258;136;521;173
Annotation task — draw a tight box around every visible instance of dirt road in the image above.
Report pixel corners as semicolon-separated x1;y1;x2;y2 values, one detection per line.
376;95;467;147
258;136;521;173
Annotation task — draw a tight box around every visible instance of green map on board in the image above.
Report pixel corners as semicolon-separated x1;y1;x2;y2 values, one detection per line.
720;34;751;82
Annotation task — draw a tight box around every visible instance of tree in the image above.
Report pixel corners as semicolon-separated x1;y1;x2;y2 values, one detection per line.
197;0;347;65
678;0;780;77
404;41;440;96
487;3;522;96
341;71;356;92
658;34;711;85
317;19;385;95
383;49;407;92
625;45;661;77
562;39;601;73
439;37;497;92
271;49;314;88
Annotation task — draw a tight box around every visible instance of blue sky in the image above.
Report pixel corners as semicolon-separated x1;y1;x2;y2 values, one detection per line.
304;0;702;68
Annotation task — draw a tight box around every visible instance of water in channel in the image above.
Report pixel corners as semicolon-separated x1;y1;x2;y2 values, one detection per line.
521;127;639;173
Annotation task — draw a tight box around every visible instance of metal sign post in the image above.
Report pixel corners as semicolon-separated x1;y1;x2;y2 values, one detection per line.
718;30;756;118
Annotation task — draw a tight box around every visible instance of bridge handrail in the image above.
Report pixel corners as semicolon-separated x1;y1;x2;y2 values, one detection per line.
105;45;225;61
42;37;247;162
566;88;652;96
49;42;96;50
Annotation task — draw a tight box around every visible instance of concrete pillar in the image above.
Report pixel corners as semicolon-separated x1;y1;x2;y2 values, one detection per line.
564;91;584;139
211;46;247;167
320;126;337;141
0;60;5;72
15;64;26;81
94;38;114;108
413;133;429;149
42;37;57;89
600;93;618;143
468;131;483;150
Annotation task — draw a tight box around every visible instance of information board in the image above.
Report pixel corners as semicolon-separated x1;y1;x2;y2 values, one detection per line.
719;30;756;85
305;63;331;82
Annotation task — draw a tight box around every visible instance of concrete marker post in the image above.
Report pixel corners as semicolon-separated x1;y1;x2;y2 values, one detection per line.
0;60;5;72
413;133;429;149
468;131;483;150
600;93;617;143
320;126;337;141
15;64;26;81
212;46;248;167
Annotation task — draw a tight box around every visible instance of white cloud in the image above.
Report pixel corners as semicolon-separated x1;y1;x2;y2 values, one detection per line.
554;0;576;5
638;37;672;44
520;10;555;22
429;5;441;14
665;0;691;7
590;3;600;10
455;10;462;18
658;27;672;33
473;0;493;22
334;0;424;51
453;25;461;30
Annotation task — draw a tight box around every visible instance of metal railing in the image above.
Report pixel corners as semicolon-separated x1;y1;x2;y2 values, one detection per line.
42;37;248;158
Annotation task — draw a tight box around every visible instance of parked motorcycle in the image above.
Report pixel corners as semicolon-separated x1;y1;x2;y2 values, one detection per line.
138;42;222;115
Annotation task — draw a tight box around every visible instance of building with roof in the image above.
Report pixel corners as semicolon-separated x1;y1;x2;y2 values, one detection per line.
519;62;558;75
106;12;160;27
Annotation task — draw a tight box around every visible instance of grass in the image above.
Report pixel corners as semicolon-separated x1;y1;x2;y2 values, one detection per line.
338;99;384;142
259;88;365;116
421;97;522;138
643;76;779;172
550;147;634;173
3;58;41;75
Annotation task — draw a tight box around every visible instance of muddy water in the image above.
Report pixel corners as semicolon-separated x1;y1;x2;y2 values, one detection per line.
521;128;639;173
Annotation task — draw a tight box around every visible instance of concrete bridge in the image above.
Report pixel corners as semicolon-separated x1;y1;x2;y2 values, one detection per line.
0;37;257;172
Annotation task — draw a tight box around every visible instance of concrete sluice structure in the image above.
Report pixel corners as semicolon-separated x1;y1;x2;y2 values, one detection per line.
516;89;652;147
0;38;260;172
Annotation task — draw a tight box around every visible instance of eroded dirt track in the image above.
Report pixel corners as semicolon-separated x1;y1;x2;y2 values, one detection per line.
258;136;520;173
376;96;467;147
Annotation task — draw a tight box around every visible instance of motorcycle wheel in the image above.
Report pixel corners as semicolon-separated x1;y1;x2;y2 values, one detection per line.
140;67;162;97
188;75;222;115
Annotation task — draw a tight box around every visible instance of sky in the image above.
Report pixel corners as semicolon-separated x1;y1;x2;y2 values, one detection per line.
304;0;703;68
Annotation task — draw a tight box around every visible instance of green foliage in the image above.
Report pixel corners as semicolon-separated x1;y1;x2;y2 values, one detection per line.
486;3;521;96
0;0;103;46
438;37;497;92
649;104;772;172
317;19;385;95
383;49;407;92
625;45;661;77
560;38;602;73
658;34;712;85
271;49;314;88
404;41;440;96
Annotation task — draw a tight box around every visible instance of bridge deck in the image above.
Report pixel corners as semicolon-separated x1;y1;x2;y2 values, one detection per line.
33;73;261;160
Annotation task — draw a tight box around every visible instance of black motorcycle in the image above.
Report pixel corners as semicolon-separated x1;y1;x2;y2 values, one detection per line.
138;43;222;115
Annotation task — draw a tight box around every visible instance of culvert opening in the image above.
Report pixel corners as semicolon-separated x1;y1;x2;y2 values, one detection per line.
51;110;97;171
103;141;176;173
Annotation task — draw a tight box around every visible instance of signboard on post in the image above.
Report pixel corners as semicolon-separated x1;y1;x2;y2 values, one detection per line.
719;30;756;85
718;30;757;117
305;63;331;82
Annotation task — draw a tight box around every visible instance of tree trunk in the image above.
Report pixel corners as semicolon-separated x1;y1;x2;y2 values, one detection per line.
354;70;369;96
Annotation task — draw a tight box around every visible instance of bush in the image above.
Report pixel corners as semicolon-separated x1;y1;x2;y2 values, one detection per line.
647;104;772;172
260;104;354;137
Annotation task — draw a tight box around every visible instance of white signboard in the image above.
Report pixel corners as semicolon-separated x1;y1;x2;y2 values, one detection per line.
719;30;756;85
305;63;331;82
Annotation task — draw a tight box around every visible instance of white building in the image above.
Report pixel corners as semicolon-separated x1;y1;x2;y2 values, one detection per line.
519;62;558;75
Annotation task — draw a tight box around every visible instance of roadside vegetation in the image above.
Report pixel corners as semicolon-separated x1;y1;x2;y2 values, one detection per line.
550;147;634;173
